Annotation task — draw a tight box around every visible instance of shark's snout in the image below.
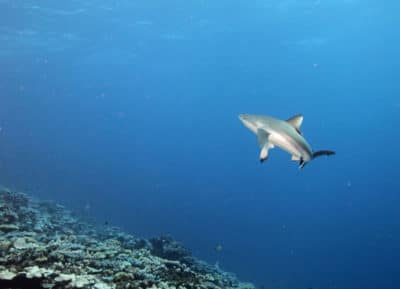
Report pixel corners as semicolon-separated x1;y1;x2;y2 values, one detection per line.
238;114;251;126
238;114;248;121
239;114;258;133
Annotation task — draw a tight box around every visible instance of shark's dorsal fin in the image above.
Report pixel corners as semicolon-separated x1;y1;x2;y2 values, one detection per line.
287;114;303;134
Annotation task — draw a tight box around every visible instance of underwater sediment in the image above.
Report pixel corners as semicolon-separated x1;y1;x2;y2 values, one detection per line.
0;188;254;289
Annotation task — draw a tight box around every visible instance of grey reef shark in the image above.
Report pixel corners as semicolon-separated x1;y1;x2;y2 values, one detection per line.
239;114;335;168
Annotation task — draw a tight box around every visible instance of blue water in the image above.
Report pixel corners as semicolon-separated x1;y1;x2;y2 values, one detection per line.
1;1;400;288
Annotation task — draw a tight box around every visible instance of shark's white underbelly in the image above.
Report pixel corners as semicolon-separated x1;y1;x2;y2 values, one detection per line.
269;131;312;161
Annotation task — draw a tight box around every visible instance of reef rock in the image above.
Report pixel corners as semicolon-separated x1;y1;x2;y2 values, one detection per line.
0;187;255;289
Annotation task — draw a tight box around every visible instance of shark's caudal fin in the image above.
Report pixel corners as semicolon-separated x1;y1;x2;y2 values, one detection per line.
312;150;336;159
299;150;335;169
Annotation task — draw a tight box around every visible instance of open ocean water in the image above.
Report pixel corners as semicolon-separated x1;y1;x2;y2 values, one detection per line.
1;0;400;288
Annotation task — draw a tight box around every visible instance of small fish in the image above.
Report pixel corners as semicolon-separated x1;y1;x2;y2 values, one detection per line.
214;244;223;252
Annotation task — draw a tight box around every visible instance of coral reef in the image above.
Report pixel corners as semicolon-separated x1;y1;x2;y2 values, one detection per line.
0;187;254;289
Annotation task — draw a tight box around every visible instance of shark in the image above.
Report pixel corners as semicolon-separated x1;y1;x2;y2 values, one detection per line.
239;114;335;168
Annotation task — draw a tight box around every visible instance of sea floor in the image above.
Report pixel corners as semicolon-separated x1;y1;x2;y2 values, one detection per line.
0;187;254;289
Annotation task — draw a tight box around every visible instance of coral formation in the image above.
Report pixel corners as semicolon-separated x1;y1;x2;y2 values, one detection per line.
0;188;254;289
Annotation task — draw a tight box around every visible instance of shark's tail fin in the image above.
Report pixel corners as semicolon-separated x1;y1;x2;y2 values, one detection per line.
312;150;335;159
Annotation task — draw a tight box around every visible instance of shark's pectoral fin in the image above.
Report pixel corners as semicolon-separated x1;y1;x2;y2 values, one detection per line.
257;129;269;148
260;146;270;162
257;129;272;162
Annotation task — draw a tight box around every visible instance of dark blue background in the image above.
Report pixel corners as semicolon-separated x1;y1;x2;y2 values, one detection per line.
1;1;399;288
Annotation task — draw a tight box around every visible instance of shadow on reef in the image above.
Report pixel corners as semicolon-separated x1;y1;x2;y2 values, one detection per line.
0;275;44;289
0;187;255;289
150;236;191;262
